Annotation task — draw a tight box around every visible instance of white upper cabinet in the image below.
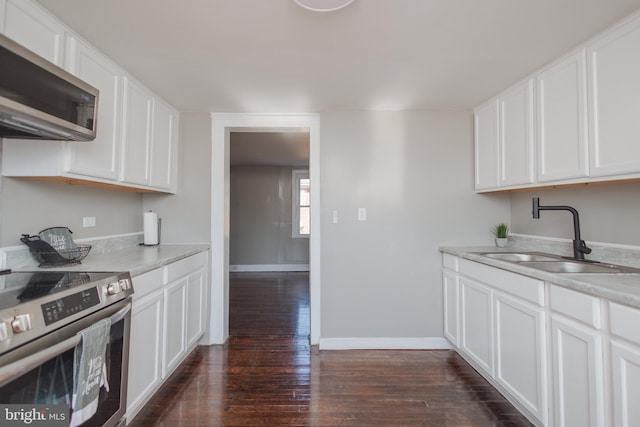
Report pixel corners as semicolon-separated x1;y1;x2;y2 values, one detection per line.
121;77;152;186
499;79;535;187
474;80;535;191
1;0;66;65
475;11;640;192
0;0;179;194
120;77;179;193
65;37;121;181
537;50;589;182
587;16;640;178
149;98;179;192
474;100;500;190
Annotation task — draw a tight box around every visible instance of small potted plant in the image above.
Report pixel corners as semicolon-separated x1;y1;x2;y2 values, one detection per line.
491;223;509;247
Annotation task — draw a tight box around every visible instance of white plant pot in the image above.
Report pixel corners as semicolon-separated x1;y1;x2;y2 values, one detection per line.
495;237;508;248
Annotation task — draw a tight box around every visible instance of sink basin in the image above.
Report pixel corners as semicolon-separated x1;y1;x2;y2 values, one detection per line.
481;252;560;262
476;251;640;274
518;261;640;274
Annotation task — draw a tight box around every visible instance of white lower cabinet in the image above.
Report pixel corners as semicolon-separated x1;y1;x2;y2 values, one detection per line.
611;341;640;427
609;302;640;427
494;291;547;424
445;256;547;426
127;251;209;422
442;270;459;346
549;284;605;427
551;316;605;427
460;277;494;376
162;276;187;378
444;254;640;427
127;289;164;420
186;269;206;348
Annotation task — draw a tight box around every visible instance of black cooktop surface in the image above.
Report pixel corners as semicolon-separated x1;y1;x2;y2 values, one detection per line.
0;271;118;309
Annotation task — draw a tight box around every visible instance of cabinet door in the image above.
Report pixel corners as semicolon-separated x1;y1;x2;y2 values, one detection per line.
499;80;535;187
2;0;66;65
149;99;178;191
551;316;605;427
494;291;547;424
128;290;164;420
460;277;493;375
474;100;500;191
163;277;187;378
442;270;459;347
611;340;640;427
588;17;640;177
66;37;121;180
186;269;205;349
121;77;152;186
537;50;588;182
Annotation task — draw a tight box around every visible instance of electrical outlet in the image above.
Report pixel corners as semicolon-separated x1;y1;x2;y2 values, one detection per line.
358;208;367;221
83;217;96;227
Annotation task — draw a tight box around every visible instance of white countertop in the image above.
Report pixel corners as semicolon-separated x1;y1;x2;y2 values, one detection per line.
14;244;210;277
440;246;640;309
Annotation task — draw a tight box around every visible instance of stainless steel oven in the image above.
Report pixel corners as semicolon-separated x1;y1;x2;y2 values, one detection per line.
0;271;134;426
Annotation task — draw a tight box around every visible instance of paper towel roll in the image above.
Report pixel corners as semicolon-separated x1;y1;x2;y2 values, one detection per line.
143;211;159;245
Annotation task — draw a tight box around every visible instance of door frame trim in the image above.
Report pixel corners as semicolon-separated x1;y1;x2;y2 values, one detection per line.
208;113;321;345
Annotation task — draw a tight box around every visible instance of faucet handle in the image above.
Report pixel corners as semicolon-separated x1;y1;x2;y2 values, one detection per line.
578;240;592;254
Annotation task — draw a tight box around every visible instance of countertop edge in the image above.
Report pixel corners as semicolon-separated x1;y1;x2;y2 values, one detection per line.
128;245;210;277
440;246;640;310
14;244;211;277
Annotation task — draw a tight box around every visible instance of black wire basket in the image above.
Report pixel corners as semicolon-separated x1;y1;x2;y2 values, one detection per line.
20;227;92;267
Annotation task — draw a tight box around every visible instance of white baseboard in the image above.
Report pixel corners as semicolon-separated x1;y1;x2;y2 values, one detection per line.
318;337;453;350
230;264;310;272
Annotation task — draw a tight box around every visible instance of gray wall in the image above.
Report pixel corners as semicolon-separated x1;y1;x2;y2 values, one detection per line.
143;112;212;243
319;110;510;339
0;145;142;247
229;165;309;266
510;181;640;245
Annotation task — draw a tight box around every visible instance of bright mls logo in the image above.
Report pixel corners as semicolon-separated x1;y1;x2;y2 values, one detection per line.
1;405;67;426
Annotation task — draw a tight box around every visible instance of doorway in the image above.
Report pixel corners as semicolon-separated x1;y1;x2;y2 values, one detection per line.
209;114;321;346
229;131;310;272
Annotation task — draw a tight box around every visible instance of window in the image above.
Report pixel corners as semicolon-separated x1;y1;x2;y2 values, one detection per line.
292;169;310;238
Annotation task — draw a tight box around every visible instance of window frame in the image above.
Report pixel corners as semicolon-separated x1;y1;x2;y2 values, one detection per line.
292;169;310;238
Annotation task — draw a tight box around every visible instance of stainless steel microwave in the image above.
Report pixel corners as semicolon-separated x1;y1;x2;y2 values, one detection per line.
0;33;98;141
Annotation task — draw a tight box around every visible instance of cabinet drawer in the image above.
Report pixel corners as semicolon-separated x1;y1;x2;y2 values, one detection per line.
166;252;207;283
610;302;640;344
549;284;601;328
132;268;165;300
459;259;544;305
442;253;459;271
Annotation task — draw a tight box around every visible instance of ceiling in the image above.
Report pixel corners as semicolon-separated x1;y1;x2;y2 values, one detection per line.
35;0;640;113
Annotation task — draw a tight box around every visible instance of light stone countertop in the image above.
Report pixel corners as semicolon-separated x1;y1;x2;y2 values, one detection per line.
440;246;640;309
12;244;210;277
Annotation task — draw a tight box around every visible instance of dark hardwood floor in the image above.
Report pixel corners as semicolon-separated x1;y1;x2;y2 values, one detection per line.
129;272;533;427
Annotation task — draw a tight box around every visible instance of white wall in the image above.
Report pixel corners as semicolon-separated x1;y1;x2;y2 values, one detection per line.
0;145;142;247
510;181;640;246
143;112;212;243
319;110;510;341
230;165;309;267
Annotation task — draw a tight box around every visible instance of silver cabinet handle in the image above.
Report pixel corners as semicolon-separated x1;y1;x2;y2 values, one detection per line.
0;302;131;388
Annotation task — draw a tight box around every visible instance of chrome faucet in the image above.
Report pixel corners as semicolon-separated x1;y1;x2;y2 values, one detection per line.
532;197;592;261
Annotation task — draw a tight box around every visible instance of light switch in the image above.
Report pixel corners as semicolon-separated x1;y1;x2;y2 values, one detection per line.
332;210;338;224
358;208;366;221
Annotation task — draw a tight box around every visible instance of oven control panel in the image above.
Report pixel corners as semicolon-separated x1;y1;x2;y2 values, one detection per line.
41;287;100;326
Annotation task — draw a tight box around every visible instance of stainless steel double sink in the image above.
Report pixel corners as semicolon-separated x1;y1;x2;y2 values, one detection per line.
477;251;640;274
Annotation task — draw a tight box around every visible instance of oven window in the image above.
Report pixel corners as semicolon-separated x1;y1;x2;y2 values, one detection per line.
0;320;125;426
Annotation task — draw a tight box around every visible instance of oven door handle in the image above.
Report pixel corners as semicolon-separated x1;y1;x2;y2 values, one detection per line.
0;302;131;388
